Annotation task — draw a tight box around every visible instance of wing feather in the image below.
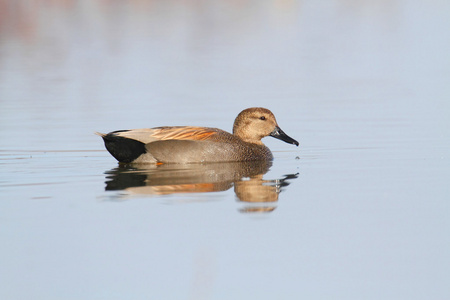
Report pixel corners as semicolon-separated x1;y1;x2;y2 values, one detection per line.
110;126;219;144
152;126;217;141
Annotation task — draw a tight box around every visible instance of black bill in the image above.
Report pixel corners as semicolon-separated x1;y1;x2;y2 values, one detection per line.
270;126;299;146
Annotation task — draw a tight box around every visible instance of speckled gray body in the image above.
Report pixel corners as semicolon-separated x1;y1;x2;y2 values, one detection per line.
145;130;273;163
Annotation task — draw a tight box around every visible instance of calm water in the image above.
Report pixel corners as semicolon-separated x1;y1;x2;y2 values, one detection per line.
1;1;449;299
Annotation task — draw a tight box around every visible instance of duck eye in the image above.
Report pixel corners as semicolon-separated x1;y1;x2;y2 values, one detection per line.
260;116;266;120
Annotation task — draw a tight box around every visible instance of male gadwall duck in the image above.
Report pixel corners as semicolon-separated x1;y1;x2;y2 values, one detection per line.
97;107;298;164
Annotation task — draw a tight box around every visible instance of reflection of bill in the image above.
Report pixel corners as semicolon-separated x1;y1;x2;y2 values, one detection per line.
104;161;298;213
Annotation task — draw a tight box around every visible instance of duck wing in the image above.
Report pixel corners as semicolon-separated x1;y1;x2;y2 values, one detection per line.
105;126;220;144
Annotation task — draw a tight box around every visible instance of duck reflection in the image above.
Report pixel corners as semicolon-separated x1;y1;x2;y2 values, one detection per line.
104;161;298;213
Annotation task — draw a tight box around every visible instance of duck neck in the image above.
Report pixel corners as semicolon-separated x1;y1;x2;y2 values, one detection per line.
233;130;263;145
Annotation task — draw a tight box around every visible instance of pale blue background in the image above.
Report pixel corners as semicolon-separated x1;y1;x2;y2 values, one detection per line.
1;1;449;299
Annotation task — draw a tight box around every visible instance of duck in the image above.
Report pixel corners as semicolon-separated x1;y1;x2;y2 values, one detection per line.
96;107;298;164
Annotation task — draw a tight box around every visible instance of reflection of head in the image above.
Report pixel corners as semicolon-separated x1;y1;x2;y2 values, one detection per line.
234;177;279;203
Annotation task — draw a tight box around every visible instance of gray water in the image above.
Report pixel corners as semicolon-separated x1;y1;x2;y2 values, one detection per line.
1;1;449;299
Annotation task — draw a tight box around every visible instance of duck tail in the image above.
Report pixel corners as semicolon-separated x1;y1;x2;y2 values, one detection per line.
97;132;147;163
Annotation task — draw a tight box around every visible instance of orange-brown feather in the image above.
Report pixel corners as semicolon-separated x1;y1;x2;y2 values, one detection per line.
151;126;218;141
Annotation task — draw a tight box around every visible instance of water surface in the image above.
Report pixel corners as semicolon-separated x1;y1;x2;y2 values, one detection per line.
1;1;449;299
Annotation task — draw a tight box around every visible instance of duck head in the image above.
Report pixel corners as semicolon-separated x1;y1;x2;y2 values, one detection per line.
233;107;299;146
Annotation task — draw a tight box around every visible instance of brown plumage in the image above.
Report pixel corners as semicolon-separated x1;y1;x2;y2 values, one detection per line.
96;107;298;164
